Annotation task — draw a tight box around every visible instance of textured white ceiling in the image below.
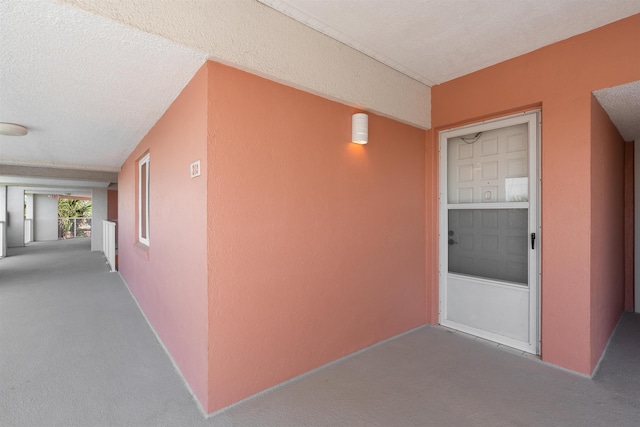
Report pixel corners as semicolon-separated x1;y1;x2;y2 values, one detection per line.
1;0;639;185
594;81;640;142
259;0;640;85
60;0;431;129
0;0;206;172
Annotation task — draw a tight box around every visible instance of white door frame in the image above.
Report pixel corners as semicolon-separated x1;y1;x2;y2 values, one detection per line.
438;111;541;354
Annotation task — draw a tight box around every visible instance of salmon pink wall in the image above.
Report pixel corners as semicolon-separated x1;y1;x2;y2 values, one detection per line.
205;61;426;411
118;65;209;406
107;190;117;220
430;14;640;374
624;141;634;311
590;96;625;370
107;190;118;245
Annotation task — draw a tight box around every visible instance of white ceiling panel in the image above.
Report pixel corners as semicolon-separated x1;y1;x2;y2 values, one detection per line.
595;81;640;142
0;0;206;172
259;0;640;85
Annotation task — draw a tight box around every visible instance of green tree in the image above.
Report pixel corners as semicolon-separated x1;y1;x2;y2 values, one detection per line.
58;199;92;238
58;199;92;218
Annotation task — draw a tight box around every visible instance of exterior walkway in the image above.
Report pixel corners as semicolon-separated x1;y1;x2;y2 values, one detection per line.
1;239;639;426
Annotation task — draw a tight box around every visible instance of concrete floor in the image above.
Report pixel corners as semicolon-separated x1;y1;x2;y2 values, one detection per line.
1;239;640;426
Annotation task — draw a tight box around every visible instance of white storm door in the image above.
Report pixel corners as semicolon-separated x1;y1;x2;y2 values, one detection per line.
439;112;539;354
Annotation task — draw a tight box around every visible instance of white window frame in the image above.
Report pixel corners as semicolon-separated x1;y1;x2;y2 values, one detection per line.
138;153;150;246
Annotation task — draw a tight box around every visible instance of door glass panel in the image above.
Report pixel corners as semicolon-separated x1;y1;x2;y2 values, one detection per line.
448;209;528;285
447;124;529;204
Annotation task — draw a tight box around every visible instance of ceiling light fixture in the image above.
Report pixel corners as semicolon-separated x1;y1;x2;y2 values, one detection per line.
0;122;29;136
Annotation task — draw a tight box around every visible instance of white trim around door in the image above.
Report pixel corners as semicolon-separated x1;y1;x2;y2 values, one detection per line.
438;111;541;354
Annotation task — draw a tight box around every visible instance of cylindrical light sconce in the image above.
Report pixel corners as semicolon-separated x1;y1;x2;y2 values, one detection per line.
352;113;368;144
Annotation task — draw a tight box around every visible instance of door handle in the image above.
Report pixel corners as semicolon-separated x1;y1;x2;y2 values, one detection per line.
448;239;458;246
531;232;536;250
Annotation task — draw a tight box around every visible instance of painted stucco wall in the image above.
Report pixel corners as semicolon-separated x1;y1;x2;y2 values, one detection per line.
118;65;209;407
107;190;118;246
34;194;58;241
6;186;24;248
206;61;426;412
24;194;34;244
0;186;6;256
25;194;33;220
635;140;640;313
107;190;118;221
429;14;640;374
0;186;6;223
91;188;107;251
625;142;634;311
589;96;625;370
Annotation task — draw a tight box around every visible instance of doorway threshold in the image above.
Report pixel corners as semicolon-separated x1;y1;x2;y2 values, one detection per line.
436;324;541;361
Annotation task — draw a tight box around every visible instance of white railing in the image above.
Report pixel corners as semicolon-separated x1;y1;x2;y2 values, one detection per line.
24;218;33;244
58;217;92;239
0;221;6;258
103;220;117;272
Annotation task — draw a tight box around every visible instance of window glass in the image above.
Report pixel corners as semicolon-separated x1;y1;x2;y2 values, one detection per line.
139;154;150;245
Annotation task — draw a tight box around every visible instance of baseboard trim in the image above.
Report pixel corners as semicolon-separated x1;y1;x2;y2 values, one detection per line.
116;272;209;418
204;323;428;418
591;310;626;378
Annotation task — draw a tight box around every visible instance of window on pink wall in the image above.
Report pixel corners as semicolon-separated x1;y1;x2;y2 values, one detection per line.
138;153;150;245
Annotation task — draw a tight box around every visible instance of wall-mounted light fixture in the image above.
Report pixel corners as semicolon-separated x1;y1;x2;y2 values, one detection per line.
352;113;368;144
0;122;28;136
